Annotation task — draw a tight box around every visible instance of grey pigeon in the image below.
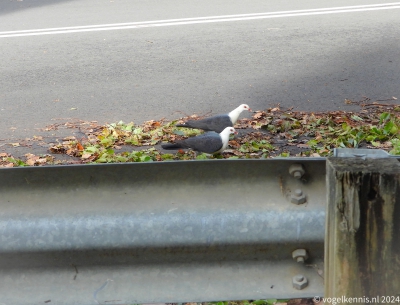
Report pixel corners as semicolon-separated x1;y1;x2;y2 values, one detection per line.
162;127;237;154
176;104;251;133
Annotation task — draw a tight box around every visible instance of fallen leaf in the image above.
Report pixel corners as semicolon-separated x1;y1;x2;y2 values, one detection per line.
26;159;36;166
297;144;309;148
253;112;264;119
37;158;47;164
25;153;37;160
63;136;77;141
49;146;66;154
76;142;84;151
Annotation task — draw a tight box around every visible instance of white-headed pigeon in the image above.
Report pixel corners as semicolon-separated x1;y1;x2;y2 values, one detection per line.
162;127;237;154
176;104;252;133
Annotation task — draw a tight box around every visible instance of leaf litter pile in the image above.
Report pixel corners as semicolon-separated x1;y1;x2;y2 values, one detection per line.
1;103;399;167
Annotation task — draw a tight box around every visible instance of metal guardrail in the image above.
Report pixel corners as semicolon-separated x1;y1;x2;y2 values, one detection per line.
0;158;326;304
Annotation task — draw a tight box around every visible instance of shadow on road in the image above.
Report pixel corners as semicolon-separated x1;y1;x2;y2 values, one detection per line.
0;0;77;16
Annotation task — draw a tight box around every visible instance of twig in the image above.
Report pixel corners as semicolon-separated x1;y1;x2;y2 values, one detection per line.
362;103;398;108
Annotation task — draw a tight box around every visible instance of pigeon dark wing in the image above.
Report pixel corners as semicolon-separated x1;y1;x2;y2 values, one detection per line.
161;127;236;154
176;115;232;133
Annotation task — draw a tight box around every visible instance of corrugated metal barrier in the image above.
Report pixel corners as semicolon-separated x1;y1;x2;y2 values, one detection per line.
0;158;327;305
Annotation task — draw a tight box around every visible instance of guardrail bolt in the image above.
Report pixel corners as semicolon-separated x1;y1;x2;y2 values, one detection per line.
292;249;309;263
289;164;305;179
291;189;306;205
292;274;308;290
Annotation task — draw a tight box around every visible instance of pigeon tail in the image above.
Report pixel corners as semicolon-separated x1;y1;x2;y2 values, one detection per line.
161;143;184;150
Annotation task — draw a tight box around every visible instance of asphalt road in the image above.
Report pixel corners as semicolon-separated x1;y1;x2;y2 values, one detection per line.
1;0;400;143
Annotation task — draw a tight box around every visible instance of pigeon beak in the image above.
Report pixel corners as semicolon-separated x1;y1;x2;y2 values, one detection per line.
234;131;238;135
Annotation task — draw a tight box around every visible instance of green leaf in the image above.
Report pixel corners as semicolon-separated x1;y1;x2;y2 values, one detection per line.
342;122;350;130
383;121;395;134
161;154;174;160
133;127;143;135
370;126;381;135
307;139;318;148
116;156;128;162
252;299;277;305
140;155;152;162
84;146;99;153
252;300;268;305
173;129;185;136
278;152;290;157
100;137;114;147
195;153;208;160
351;115;363;121
126;136;140;146
379;112;390;123
7;157;27;167
251;141;260;150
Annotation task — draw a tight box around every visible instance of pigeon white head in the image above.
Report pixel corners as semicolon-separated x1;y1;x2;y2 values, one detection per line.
218;127;237;153
220;127;237;136
228;104;252;124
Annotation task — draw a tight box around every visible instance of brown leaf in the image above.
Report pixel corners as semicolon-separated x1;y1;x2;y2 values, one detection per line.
49;145;66;154
25;153;37;159
81;153;93;159
229;140;240;147
76;142;84;151
66;148;76;156
26;159;36;166
37;158;47;164
297;144;309;148
63;136;77;141
253;112;264;119
87;135;98;143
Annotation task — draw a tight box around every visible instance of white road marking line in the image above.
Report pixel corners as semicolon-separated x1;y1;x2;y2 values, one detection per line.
1;2;400;38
